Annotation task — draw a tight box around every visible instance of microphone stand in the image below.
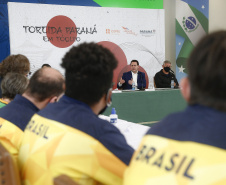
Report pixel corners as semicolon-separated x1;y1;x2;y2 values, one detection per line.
169;69;179;89
140;73;145;91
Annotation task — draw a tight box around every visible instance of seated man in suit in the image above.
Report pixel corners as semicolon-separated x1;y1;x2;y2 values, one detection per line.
123;31;226;185
117;60;146;90
18;43;134;185
154;60;179;88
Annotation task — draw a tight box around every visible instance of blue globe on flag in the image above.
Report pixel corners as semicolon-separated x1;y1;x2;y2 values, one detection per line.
185;16;196;30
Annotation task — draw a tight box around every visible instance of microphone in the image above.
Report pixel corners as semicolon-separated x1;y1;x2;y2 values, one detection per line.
170;69;175;74
140;73;145;90
141;73;143;89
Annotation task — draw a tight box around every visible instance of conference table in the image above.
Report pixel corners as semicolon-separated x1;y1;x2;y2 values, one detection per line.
99;115;149;149
103;88;187;126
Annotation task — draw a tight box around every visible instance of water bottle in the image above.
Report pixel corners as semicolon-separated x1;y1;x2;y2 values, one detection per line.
110;108;118;124
132;81;135;90
171;80;174;89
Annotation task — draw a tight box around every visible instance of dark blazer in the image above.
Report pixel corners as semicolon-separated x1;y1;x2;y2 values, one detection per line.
117;71;146;90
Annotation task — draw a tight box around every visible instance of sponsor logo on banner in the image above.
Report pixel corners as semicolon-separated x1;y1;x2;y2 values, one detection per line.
140;29;156;37
106;29;120;35
106;29;110;34
182;16;199;33
122;26;137;36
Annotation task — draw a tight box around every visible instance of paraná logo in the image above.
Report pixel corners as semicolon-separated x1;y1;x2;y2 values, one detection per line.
182;16;199;33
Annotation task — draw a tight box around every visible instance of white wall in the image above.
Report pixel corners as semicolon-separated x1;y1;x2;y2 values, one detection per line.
164;0;176;71
209;0;226;32
164;0;226;72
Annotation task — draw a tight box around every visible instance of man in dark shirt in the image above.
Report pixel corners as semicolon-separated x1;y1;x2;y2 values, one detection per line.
19;43;134;185
154;60;179;88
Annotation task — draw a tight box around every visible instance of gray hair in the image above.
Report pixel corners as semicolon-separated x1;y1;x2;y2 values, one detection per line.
163;60;171;65
1;72;29;100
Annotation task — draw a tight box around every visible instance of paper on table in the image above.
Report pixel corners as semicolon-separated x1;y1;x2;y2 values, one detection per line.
145;88;155;91
99;115;150;149
112;90;122;93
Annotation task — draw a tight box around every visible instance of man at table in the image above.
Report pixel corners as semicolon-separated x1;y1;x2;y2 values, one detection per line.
123;31;226;185
19;43;134;185
117;60;146;90
154;60;179;88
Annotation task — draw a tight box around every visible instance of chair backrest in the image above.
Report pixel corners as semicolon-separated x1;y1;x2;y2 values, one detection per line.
54;175;80;185
0;143;21;185
153;77;157;88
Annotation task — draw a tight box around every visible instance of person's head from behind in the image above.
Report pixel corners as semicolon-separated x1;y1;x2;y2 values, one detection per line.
162;60;171;73
61;42;118;113
0;54;30;77
1;72;29;102
181;31;226;112
41;64;51;68
130;60;139;73
24;67;65;108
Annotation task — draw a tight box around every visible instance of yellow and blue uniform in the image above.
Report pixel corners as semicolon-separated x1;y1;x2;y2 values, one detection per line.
19;95;134;185
124;105;226;185
0;95;39;160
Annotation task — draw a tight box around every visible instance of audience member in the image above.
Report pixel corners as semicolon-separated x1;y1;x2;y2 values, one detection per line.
0;67;64;160
154;60;179;88
123;31;226;184
0;72;29;108
19;42;134;185
117;60;146;90
41;63;51;68
0;54;30;97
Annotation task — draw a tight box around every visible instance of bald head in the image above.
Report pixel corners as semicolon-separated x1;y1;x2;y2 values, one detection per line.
40;67;63;81
24;67;65;102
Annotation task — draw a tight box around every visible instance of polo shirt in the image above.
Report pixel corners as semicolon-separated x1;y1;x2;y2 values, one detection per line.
124;105;226;185
0;99;8;108
0;95;39;159
19;95;134;185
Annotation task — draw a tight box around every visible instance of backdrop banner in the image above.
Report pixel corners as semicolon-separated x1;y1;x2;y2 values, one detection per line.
8;2;165;89
176;0;209;82
0;0;163;63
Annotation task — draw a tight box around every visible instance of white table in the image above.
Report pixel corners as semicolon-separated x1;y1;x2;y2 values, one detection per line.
99;115;150;149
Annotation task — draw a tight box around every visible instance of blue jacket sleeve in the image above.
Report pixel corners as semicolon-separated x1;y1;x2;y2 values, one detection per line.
117;72;132;90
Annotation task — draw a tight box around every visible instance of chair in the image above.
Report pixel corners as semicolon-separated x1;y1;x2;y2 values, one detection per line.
0;143;21;185
153;77;157;88
54;175;80;185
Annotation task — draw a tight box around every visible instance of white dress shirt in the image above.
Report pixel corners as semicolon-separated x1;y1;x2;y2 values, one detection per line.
131;71;138;88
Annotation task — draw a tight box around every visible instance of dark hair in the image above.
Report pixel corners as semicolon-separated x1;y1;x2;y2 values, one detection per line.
0;54;30;77
187;31;226;111
61;42;118;106
42;64;51;68
130;60;139;65
25;68;64;102
1;72;29;100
